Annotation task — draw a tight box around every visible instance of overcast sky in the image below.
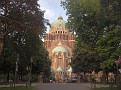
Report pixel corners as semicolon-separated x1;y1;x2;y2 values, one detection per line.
38;0;68;23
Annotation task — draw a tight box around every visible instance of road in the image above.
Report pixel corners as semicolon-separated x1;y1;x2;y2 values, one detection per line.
36;83;90;90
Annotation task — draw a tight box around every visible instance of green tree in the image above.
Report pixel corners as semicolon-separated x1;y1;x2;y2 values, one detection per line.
0;0;47;57
62;0;121;73
72;37;101;73
61;0;102;73
0;0;51;82
96;0;121;69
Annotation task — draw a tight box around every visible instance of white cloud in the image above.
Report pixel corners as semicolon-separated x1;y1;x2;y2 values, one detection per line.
38;0;48;6
44;8;56;19
38;0;56;19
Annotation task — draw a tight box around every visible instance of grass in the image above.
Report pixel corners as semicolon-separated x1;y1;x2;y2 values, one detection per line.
0;86;36;90
95;87;118;90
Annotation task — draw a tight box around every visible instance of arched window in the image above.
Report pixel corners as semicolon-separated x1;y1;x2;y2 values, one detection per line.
58;35;60;40
60;35;61;39
63;35;65;40
51;35;53;40
66;35;68;40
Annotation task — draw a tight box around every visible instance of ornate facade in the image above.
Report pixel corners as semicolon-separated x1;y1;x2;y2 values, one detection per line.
44;16;75;82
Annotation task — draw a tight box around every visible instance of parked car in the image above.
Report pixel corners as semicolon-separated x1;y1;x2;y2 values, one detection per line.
66;77;77;83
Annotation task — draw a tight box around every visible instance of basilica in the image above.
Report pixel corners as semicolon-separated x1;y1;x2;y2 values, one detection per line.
44;16;75;82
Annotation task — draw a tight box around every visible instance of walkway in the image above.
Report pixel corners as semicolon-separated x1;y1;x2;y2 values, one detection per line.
36;83;90;90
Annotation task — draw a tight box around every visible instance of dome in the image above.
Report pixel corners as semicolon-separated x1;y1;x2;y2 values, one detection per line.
57;66;63;72
67;67;72;72
58;16;63;20
51;16;66;29
52;46;68;53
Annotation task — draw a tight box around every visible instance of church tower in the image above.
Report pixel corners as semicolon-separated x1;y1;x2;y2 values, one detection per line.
44;16;75;82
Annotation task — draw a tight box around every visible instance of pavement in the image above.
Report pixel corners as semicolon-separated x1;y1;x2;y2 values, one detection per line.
36;83;90;90
0;83;40;87
81;83;110;88
0;82;115;90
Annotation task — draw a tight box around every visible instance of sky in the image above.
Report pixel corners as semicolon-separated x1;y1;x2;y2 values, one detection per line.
38;0;68;24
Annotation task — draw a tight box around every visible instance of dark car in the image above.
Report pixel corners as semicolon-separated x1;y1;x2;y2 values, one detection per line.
66;77;77;83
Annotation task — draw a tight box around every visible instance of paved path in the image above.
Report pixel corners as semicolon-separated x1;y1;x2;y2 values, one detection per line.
36;83;90;90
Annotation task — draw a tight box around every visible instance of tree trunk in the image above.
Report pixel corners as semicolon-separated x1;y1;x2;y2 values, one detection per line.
7;72;10;82
0;43;3;60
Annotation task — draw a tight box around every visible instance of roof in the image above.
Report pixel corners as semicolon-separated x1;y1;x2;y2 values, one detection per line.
51;16;66;29
52;46;68;53
57;66;63;72
67;67;72;72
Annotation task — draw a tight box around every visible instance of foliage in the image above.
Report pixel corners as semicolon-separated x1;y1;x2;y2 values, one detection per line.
0;0;47;55
100;59;114;69
96;0;121;69
0;0;51;81
62;0;121;73
72;38;101;73
62;0;102;73
32;40;51;76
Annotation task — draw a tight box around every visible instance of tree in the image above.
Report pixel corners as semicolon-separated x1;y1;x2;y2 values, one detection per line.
96;0;121;69
61;0;121;73
61;0;102;73
72;37;101;73
0;0;51;82
0;0;47;58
